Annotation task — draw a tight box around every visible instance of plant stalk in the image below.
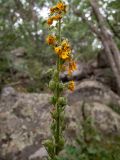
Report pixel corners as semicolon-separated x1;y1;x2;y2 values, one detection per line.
55;19;61;155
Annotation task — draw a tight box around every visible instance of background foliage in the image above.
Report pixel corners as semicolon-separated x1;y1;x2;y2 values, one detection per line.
0;0;120;92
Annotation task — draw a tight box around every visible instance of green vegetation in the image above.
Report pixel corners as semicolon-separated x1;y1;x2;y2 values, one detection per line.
108;102;120;115
0;0;119;92
58;109;120;160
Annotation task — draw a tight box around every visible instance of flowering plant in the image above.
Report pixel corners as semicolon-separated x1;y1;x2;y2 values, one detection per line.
44;1;77;160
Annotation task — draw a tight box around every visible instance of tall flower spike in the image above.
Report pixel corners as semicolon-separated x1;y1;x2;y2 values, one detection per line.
45;1;77;160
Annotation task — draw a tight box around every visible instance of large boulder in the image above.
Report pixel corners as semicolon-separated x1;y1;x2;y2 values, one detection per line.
0;87;51;160
0;82;120;160
68;80;120;106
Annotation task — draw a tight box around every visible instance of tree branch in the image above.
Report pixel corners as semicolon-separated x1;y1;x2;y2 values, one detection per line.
89;0;120;74
74;0;120;94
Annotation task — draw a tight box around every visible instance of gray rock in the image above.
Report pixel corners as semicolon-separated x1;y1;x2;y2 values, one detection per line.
0;80;120;159
11;47;26;57
29;147;48;160
68;80;120;106
73;101;120;135
1;86;16;97
0;92;51;160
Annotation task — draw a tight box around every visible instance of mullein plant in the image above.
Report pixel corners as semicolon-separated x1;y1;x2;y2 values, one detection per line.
44;1;77;160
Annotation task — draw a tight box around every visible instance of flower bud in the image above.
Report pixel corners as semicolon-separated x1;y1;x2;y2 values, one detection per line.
49;80;56;91
50;96;57;105
58;97;67;107
51;109;58;120
46;68;54;75
58;82;64;92
56;137;65;152
59;137;65;147
43;139;54;156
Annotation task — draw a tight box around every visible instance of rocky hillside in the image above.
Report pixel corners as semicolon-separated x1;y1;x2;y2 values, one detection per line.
0;79;120;160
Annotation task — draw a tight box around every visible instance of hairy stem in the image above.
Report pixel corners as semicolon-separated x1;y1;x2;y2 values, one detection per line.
55;19;61;155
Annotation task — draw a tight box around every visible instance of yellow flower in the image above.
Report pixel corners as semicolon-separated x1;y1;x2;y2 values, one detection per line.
56;2;66;12
50;6;58;14
60;51;69;60
61;40;71;53
47;18;53;25
68;60;77;75
70;60;77;70
61;39;69;46
52;14;62;21
54;46;69;60
46;35;56;45
54;46;62;55
68;81;75;91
